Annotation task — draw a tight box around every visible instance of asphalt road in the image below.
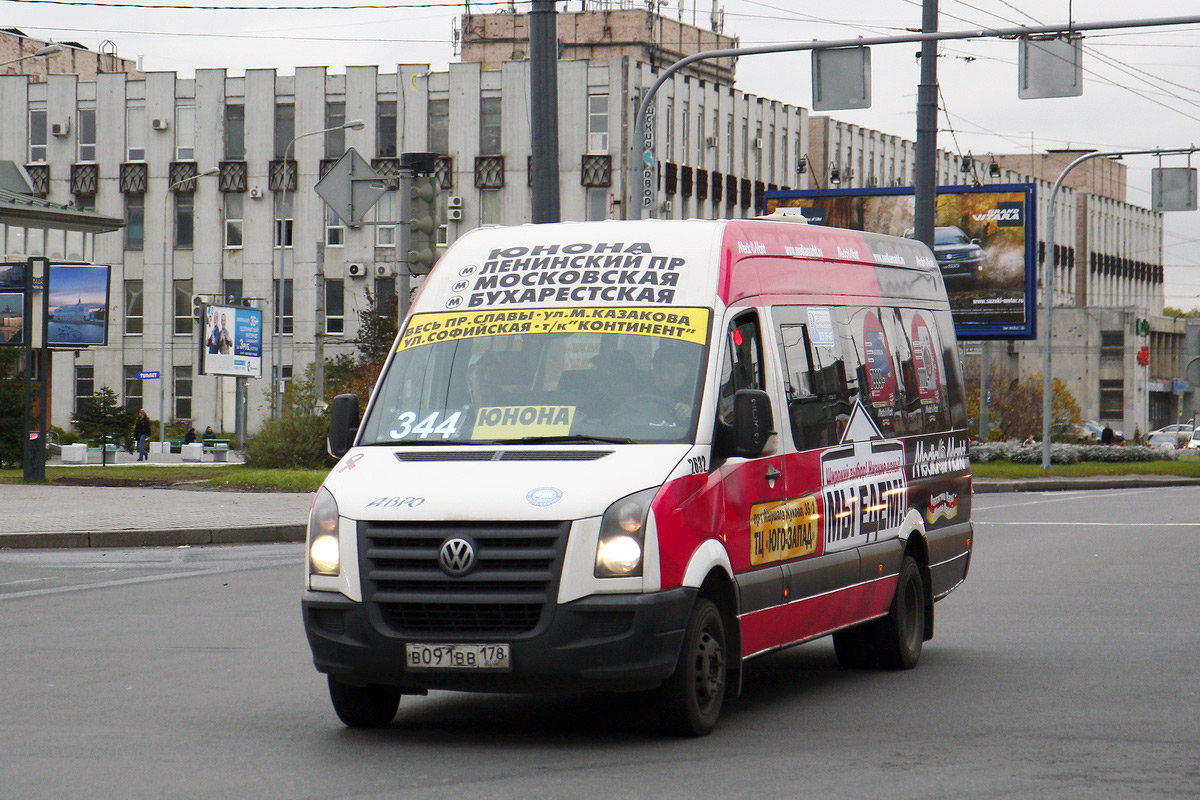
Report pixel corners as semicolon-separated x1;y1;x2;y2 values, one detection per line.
1;487;1197;799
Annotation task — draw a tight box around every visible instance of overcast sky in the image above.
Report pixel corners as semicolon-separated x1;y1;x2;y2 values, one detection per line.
8;0;1200;307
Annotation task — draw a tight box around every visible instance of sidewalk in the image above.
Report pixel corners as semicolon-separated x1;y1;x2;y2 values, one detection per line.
0;484;312;549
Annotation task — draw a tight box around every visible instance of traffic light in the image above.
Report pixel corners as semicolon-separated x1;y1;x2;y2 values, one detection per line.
408;176;440;275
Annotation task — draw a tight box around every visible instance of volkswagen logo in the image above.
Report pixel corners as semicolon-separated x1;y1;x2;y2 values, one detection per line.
438;537;476;576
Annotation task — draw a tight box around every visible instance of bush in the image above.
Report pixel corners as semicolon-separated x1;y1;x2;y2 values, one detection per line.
971;441;1178;465
244;372;334;469
244;413;332;469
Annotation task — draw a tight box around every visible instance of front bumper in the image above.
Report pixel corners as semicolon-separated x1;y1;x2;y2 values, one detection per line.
303;587;697;693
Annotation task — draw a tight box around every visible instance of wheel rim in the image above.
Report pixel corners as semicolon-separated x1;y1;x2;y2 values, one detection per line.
693;624;725;712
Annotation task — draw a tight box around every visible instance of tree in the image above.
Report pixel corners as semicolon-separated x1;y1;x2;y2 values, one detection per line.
71;387;136;449
1162;306;1200;319
966;370;1081;441
0;349;27;467
353;287;398;366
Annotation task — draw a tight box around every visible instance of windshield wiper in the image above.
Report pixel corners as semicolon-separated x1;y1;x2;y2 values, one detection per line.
495;435;636;445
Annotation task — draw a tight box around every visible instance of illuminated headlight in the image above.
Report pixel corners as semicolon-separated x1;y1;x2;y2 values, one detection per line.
307;487;340;576
595;487;658;578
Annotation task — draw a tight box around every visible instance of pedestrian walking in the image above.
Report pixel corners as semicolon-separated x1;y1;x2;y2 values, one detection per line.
134;409;152;461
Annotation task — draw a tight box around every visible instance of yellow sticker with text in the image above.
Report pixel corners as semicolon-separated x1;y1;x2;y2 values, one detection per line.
470;405;575;440
399;307;710;351
750;495;820;566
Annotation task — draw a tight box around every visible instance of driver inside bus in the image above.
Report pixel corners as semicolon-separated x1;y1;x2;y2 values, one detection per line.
650;344;694;423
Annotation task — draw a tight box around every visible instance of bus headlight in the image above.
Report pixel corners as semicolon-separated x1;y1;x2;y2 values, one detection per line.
308;487;341;576
595;487;657;578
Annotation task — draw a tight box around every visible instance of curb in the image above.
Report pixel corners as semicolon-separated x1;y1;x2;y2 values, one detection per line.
0;523;305;550
975;476;1200;493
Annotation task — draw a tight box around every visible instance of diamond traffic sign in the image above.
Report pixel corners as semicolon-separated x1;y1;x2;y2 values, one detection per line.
315;147;388;226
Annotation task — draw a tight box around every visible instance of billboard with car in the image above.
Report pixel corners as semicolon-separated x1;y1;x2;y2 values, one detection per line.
764;184;1038;340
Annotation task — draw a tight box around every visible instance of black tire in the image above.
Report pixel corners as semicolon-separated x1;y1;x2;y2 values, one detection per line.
659;598;727;737
874;555;926;670
832;624;877;669
327;676;401;728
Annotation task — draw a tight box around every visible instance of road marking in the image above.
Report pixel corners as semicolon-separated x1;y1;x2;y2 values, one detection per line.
974;487;1163;510
0;558;297;601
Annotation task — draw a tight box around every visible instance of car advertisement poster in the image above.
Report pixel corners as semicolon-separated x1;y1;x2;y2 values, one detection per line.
764;184;1037;340
199;304;263;377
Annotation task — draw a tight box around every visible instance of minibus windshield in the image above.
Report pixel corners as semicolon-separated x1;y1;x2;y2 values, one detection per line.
358;319;709;446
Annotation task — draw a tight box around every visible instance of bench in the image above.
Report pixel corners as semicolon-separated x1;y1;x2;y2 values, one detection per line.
203;440;231;462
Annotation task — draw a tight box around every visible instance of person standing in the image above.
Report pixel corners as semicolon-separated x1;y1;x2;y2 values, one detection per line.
1101;423;1115;446
134;409;152;462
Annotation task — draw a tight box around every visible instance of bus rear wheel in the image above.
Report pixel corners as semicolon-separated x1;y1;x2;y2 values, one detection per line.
874;555;926;670
327;676;401;728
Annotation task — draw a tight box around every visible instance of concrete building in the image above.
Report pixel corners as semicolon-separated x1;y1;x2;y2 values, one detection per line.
0;43;803;434
1;28;142;82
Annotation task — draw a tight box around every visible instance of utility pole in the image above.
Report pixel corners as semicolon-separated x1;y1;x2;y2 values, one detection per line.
529;0;561;223
913;0;938;247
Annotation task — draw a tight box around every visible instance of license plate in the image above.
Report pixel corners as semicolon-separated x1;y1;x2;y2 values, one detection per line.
405;643;511;671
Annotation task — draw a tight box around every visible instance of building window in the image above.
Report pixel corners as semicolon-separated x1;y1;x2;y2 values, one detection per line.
127;107;146;161
124;279;143;335
125;195;144;250
274;102;295;159
480;188;502;225
224;103;245;160
586;187;608;221
78;108;97;162
324;100;346;158
174;365;192;421
480;97;502;154
274;194;293;248
74;365;94;413
587;93;608;154
223;278;243;305
681;101;690;164
696;104;705;166
1100;330;1124;359
377;100;397;158
428;98;449;155
374;276;396;319
1099;378;1124;419
174;279;193;335
274;278;294;335
29;109;47;163
174;194;194;249
374;192;396;246
124;365;143;413
176;105;195;161
665;100;674;162
224;193;243;248
325;205;344;246
726;113;734;173
325;278;345;335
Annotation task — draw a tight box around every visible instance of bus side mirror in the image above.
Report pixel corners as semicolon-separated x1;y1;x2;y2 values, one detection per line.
732;389;775;458
328;393;360;458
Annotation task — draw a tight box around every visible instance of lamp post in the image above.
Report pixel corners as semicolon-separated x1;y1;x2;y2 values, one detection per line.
0;43;63;69
272;118;365;419
160;167;218;446
1039;146;1199;469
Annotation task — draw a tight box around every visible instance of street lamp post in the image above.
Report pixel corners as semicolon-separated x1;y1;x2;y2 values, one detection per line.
160;167;218;447
272;118;364;419
1039;146;1200;469
0;43;63;69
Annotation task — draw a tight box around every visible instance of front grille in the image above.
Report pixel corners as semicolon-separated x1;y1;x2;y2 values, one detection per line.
360;520;568;636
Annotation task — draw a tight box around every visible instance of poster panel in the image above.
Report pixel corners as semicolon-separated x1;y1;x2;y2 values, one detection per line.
47;263;110;347
199;303;263;377
0;291;22;345
764;184;1038;340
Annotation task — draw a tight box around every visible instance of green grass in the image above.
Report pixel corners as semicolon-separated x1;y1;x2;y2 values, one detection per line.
972;455;1200;479
0;464;327;492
